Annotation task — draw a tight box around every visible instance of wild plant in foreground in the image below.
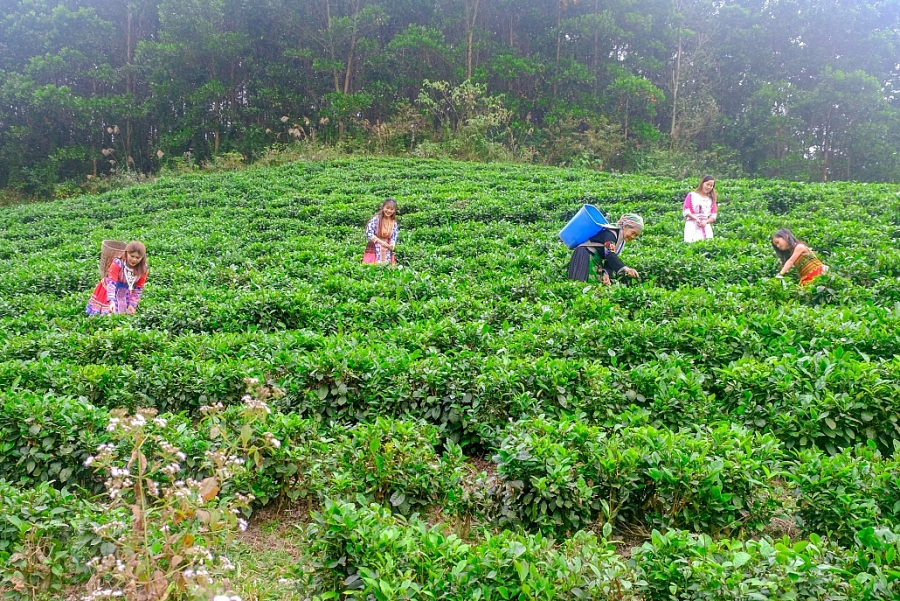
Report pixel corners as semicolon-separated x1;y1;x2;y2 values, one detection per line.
82;379;282;601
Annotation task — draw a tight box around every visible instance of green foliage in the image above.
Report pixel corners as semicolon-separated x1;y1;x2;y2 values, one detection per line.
3;0;900;193
633;526;900;600
0;479;120;598
788;444;900;544
2;159;900;596
324;417;464;515
632;529;849;600
305;499;638;600
853;527;900;600
716;350;900;455
0;390;107;491
415;80;515;162
494;417;782;537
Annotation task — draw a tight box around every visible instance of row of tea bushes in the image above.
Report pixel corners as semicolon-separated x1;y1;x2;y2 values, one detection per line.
4;391;899;545
302;498;900;601
633;527;900;600
3;290;900;367
3;344;900;453
304;499;638;601
4;476;897;601
0;479;122;595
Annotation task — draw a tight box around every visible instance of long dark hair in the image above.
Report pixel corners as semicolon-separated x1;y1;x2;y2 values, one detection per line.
771;228;802;264
119;240;148;278
694;175;717;204
373;198;398;239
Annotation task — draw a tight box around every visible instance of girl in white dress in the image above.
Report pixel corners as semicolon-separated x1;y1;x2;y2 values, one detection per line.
683;176;717;242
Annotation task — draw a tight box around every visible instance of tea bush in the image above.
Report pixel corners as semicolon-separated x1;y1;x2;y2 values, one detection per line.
304;499;638;600
632;527;900;600
322;417;465;515
716;350;900;454
632;529;848;600
0;390;107;491
0;479;122;597
493;417;783;536
788;444;900;544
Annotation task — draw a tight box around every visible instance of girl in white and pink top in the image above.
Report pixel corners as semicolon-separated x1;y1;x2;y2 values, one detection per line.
683;175;718;242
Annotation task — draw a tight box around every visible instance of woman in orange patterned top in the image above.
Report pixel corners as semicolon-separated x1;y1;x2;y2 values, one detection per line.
771;228;828;285
363;198;399;266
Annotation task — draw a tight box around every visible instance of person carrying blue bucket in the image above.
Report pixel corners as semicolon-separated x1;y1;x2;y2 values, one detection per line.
560;207;644;284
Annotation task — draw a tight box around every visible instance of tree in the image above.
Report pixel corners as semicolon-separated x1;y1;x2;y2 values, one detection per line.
664;0;721;151
137;0;251;156
800;69;890;181
606;70;663;141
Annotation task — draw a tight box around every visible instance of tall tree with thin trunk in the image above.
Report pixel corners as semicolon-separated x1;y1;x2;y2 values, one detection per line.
463;0;481;79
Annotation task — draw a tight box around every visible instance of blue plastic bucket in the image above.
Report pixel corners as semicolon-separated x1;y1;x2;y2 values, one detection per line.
558;205;609;249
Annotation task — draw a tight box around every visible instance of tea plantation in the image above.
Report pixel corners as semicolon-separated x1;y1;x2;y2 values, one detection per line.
2;158;900;599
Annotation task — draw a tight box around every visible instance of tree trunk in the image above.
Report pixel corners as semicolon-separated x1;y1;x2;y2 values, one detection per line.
822;105;832;182
846;119;853;180
464;0;480;80
343;0;361;94
670;30;682;149
125;2;133;164
468;29;474;79
325;0;340;92
214;97;221;154
554;0;562;98
593;0;600;95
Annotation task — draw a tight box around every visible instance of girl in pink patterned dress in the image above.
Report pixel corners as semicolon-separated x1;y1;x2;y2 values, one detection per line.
683;175;718;242
86;241;148;315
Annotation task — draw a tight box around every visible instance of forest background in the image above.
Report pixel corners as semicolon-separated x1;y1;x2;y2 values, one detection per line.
2;0;900;198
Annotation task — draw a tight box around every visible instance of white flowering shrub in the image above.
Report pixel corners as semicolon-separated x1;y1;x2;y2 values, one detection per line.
81;380;282;600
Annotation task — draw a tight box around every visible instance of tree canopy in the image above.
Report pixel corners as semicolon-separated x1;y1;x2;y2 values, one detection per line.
2;0;899;193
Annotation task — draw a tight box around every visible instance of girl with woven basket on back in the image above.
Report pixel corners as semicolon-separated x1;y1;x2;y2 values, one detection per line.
86;240;148;315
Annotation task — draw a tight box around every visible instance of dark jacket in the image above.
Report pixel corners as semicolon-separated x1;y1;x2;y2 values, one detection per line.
566;228;626;281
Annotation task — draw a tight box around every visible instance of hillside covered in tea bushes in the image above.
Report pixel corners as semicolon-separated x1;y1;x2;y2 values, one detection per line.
2;158;900;599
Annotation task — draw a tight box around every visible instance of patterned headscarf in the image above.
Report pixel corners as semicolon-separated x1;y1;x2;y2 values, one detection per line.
618;213;644;232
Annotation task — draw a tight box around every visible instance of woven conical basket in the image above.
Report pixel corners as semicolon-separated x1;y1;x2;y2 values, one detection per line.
100;240;127;278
